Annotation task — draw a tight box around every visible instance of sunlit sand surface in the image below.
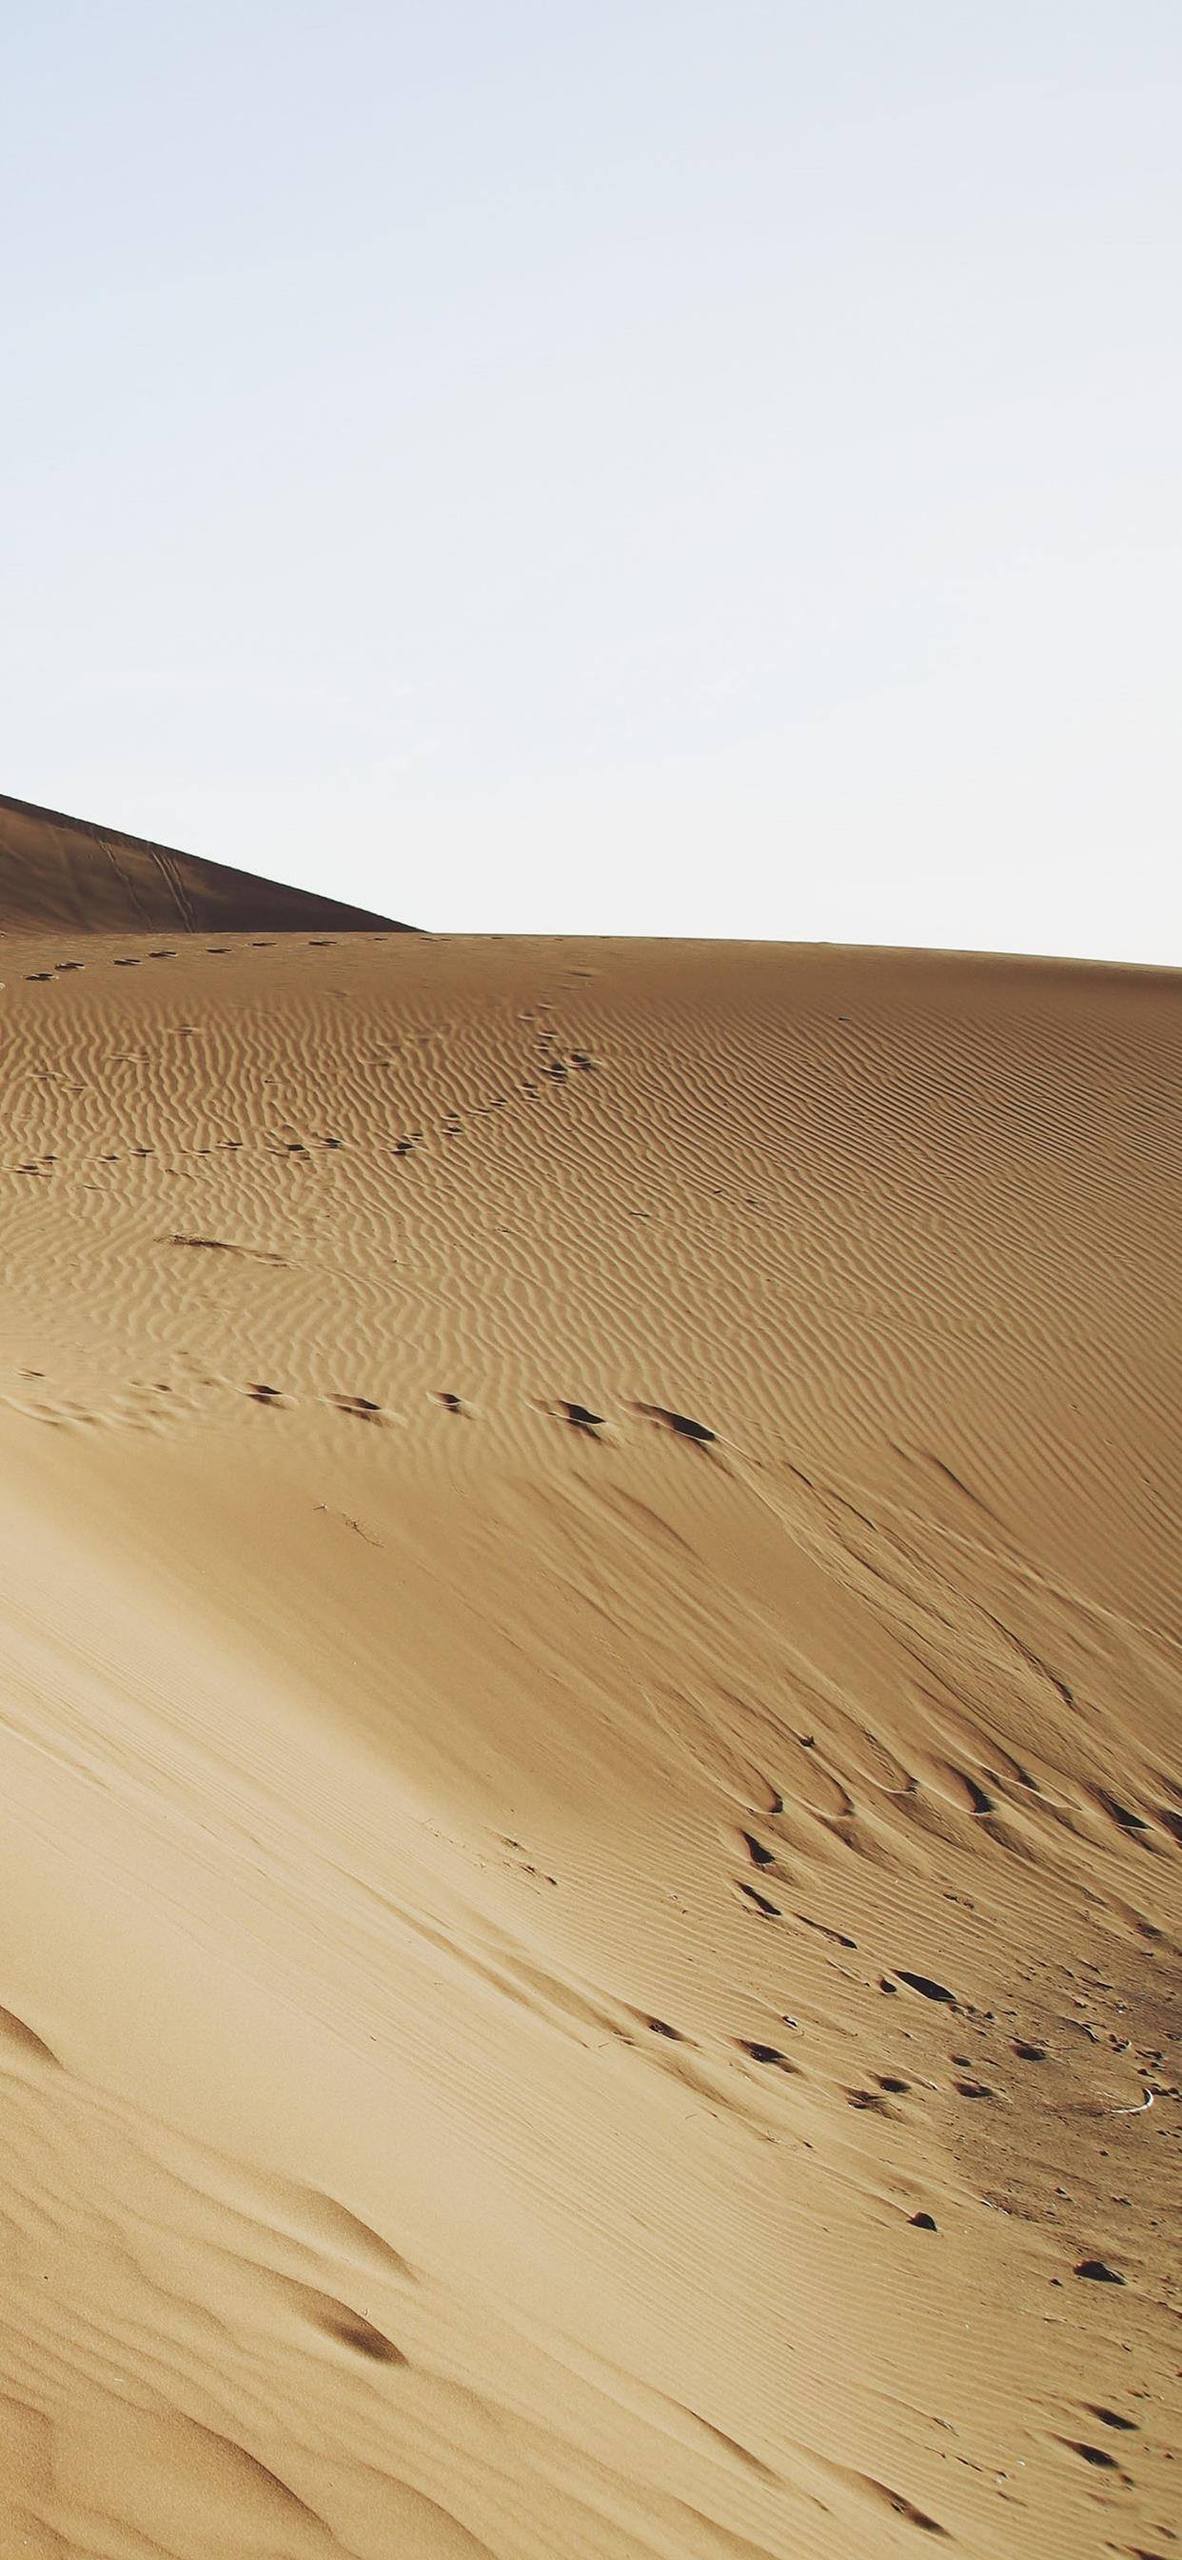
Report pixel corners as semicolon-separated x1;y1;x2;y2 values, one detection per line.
0;796;1177;2557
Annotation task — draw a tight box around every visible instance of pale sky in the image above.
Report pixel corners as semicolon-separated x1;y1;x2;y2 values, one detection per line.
3;4;1180;959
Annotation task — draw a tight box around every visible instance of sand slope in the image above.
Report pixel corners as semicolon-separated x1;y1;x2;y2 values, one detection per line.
0;832;1178;2557
0;792;404;934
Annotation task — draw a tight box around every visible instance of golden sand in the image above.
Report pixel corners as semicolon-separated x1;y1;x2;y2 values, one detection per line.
0;797;1177;2556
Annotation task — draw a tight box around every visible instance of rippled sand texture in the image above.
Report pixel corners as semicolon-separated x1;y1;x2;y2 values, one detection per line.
0;818;1178;2558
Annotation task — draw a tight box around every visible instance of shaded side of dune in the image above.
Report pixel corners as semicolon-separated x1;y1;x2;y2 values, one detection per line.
0;791;410;934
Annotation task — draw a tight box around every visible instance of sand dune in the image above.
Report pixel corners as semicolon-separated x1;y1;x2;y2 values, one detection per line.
0;802;1177;2557
0;791;403;934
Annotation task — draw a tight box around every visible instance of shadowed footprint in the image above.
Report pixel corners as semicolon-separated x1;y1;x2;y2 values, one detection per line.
894;1970;956;2005
740;1831;776;1868
533;1398;604;1432
631;1401;717;1444
1056;2437;1126;2474
320;2304;405;2363
0;2003;60;2071
737;1881;780;1918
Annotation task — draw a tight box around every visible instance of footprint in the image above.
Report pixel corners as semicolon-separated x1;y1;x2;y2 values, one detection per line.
330;1394;384;1421
894;1970;957;2005
280;2276;405;2365
632;1402;716;1444
859;2479;947;2537
0;2003;60;2071
795;1912;857;1949
737;1882;781;1919
319;2303;405;2363
739;1830;776;1869
1089;1786;1152;1840
1055;2438;1126;2475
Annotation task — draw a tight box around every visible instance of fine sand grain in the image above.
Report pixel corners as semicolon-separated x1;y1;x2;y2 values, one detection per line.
0;801;1177;2557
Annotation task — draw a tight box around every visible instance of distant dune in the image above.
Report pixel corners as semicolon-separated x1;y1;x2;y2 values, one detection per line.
0;790;406;933
0;807;1177;2559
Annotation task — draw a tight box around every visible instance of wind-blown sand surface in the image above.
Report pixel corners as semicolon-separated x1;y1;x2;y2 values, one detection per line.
0;804;1178;2558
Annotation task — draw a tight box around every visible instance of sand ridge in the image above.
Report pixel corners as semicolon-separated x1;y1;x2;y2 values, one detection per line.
0;822;1178;2556
0;790;406;935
